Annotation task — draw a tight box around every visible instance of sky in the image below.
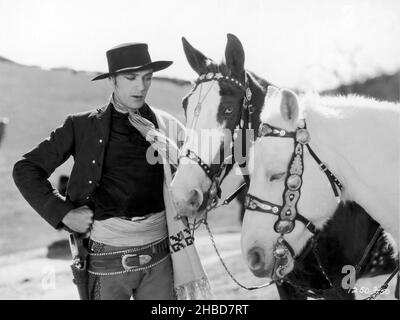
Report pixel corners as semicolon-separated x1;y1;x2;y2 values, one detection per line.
0;0;399;91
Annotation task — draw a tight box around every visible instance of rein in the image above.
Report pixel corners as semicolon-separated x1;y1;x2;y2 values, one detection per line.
203;182;276;290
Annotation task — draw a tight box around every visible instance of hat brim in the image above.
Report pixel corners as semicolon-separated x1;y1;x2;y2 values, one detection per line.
91;60;173;81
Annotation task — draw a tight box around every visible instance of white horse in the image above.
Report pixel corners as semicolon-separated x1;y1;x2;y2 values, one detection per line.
242;86;399;279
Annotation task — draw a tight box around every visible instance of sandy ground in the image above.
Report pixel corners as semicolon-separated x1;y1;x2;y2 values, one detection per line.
0;230;397;300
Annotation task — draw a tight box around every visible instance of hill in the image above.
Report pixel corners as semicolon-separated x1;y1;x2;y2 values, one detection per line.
323;71;400;102
0;56;17;64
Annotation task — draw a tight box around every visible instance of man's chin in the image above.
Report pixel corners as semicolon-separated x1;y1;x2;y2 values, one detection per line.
128;98;145;108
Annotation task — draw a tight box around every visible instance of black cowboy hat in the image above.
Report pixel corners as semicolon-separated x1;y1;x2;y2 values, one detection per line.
91;43;173;81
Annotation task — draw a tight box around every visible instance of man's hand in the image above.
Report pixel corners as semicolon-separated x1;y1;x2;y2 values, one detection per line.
62;205;94;234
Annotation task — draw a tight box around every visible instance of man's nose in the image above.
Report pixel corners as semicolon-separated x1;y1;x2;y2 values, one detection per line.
135;79;145;91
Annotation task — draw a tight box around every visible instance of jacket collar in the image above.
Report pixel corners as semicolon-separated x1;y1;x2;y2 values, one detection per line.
89;103;111;119
90;103;112;145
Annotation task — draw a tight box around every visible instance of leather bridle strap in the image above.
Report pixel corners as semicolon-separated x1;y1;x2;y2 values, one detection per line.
258;122;343;200
184;149;215;182
245;193;318;235
304;144;342;199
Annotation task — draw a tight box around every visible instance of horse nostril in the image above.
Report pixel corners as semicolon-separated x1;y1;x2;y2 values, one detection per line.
188;188;203;210
247;247;265;271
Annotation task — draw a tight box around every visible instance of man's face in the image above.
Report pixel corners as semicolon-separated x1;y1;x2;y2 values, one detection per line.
112;69;153;109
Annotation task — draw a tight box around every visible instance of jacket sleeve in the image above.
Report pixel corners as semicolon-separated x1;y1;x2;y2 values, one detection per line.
12;115;76;229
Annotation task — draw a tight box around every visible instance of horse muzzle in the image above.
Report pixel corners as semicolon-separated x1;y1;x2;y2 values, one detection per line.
171;186;207;217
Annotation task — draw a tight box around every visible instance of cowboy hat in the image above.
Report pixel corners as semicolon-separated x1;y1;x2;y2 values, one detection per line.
92;43;173;81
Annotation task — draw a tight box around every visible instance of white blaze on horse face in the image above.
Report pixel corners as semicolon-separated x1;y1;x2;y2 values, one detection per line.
171;81;231;215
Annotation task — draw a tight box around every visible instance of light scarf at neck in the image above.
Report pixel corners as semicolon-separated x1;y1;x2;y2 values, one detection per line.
111;94;179;167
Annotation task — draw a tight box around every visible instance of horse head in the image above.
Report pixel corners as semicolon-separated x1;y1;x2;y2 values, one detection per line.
242;87;340;280
171;34;265;218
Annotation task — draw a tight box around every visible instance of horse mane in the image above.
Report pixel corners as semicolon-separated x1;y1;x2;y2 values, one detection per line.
324;201;381;260
301;92;400;121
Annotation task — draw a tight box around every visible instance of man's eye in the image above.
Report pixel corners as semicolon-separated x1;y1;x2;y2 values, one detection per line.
269;172;286;182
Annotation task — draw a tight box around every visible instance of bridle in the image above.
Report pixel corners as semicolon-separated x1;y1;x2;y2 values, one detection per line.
179;71;254;212
245;119;343;279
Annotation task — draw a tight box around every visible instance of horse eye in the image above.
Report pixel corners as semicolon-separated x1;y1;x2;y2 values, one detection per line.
224;106;233;115
269;172;286;182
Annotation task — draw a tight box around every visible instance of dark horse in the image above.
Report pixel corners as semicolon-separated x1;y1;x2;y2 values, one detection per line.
170;34;398;299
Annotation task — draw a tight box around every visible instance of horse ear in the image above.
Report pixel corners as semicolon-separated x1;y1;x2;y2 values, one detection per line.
182;37;212;75
280;89;299;123
225;33;245;77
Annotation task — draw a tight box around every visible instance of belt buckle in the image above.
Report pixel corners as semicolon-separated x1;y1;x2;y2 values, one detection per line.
121;254;153;271
121;254;137;271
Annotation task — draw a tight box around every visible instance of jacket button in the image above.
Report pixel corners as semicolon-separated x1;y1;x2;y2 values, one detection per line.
92;160;96;164
86;196;90;200
88;180;93;184
99;139;103;143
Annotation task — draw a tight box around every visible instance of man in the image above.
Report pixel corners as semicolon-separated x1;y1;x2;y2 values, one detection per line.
13;43;209;300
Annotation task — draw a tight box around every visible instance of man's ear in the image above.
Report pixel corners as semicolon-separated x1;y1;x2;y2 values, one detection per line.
280;89;299;123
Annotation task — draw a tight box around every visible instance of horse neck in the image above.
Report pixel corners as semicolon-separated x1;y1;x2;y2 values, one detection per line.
320;201;380;266
303;96;400;239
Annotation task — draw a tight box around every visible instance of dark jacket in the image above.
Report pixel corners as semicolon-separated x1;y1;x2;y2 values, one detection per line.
13;104;114;229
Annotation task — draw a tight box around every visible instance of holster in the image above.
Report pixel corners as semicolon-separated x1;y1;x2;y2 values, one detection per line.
69;233;90;300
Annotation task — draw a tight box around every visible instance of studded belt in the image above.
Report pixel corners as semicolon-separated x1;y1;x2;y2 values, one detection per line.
87;237;170;276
